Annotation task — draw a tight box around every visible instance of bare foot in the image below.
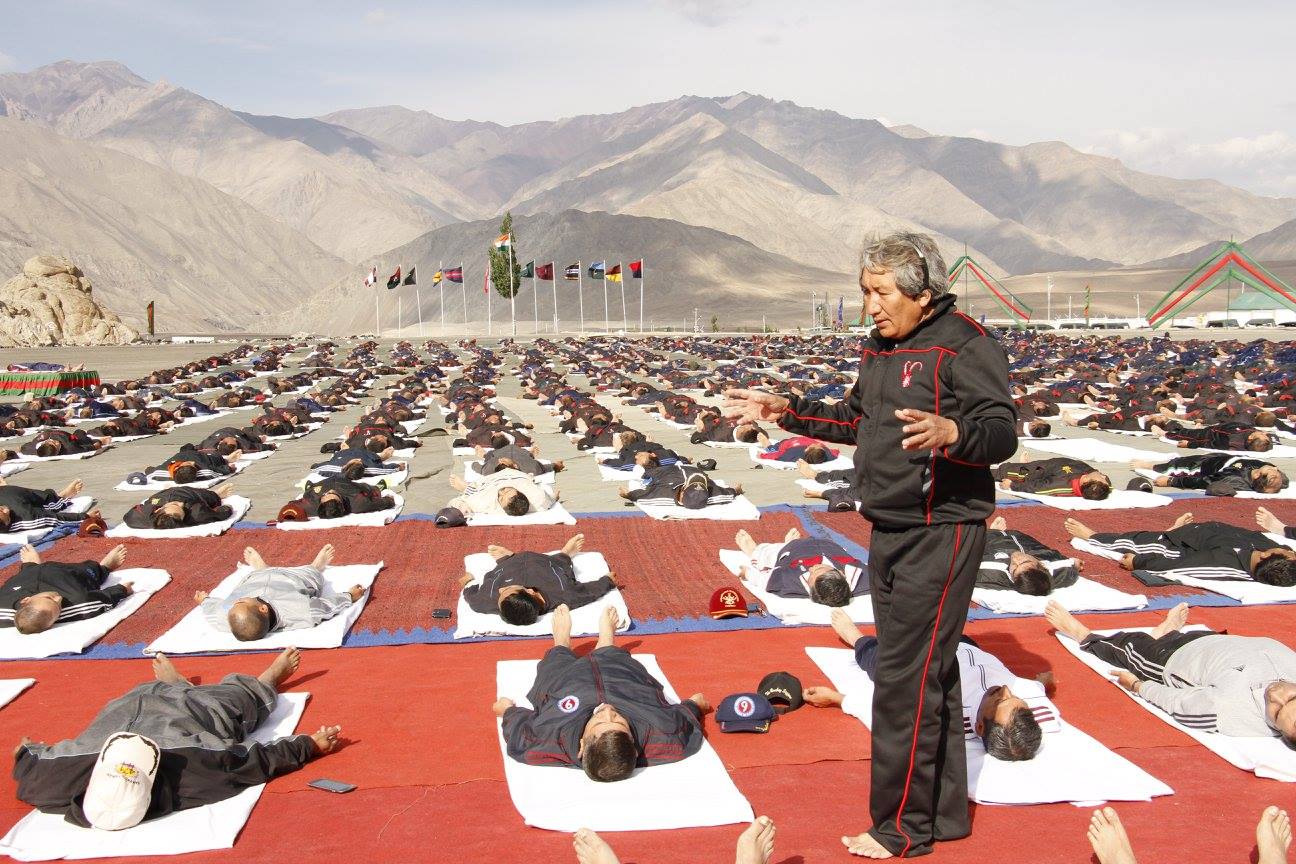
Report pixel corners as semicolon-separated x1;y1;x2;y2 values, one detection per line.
1045;600;1091;642
99;544;127;571
59;479;84;499
552;605;573;648
989;515;1007;531
841;832;893;859
151;653;185;685
736;815;776;864
830;608;864;647
1258;507;1287;535
487;544;513;560
1064;518;1095;540
257;647;301;689
796;459;819;479
597;605;622;643
18;545;39;565
561;533;585;557
243;546;268;570
1150;602;1189;638
735;529;757;558
312;543;335;571
783;526;802;543
1087;807;1137;864
1171;511;1194;530
573;828;620;864
1258;805;1292;864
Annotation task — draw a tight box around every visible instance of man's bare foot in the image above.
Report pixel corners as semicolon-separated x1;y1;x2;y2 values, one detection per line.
561;533;585;557
1171;512;1194;530
842;832;893;859
99;544;127;570
152;653;186;685
1258;507;1287;535
59;479;84;499
796;459;818;479
597;605;622;645
552;459;565;473
1045;600;1091;642
311;543;335;571
257;647;301;689
1150;602;1189;638
18;545;39;565
488;544;513;560
552;605;573;648
1064;518;1095;540
989;515;1007;531
1087;807;1137;864
572;828;620;864
735;529;757;558
736;815;776;864
784;527;802;543
243;546;268;570
830;608;864;647
1257;805;1292;864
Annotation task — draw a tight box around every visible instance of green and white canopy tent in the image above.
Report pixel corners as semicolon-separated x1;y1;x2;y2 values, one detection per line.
1147;241;1296;327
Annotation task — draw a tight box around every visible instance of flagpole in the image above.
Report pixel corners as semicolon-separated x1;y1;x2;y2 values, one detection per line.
619;261;627;332
438;259;445;337
375;271;380;339
602;261;609;333
486;259;492;338
461;264;468;336
532;266;538;336
416;276;424;338
578;261;585;334
551;262;559;334
507;236;517;338
639;259;645;333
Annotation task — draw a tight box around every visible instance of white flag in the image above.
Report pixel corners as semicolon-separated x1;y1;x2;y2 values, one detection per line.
364;266;376;287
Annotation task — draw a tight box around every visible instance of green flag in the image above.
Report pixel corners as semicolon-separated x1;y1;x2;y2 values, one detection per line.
520;260;535;278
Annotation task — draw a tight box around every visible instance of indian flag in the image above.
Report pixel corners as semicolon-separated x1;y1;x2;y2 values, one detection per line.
493;233;512;249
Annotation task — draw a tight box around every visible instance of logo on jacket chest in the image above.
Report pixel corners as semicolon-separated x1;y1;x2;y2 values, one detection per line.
900;361;924;388
558;695;581;713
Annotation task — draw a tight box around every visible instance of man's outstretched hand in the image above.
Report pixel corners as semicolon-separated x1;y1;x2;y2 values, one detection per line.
895;409;958;451
721;389;789;425
492;697;515;717
310;724;342;755
802;686;845;708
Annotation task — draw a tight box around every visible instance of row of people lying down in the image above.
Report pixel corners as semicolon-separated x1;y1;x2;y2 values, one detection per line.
985;454;1287;501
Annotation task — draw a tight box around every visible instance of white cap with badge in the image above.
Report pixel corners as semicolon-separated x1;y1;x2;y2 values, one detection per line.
82;733;160;831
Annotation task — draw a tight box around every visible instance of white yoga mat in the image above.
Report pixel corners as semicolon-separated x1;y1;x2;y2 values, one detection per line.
465;461;555;486
145;562;382;654
0;497;94;545
596;459;644;482
1131;468;1296;500
495;655;752;831
1002;489;1172;510
634;490;761;521
0;569;171;660
806;646;1173;805
468;504;577;526
1155;439;1296;459
701;440;749;449
15;445;112;463
1018;437;1169;464
113;460;247;493
276;494;403;531
718;548;873;624
1056;627;1296;782
303;464;409;489
264;421;324;442
0;678;34;709
0;463;30;479
455;551;629;639
748;444;852;472
0;693;309;861
1070;538;1293;604
175;410;234;428
972;577;1148;615
106;496;252;540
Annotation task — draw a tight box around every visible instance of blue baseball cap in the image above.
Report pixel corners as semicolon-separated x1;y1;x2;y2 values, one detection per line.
716;693;777;733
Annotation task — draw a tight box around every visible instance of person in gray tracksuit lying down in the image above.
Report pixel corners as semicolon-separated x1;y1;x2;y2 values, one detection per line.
198;543;365;642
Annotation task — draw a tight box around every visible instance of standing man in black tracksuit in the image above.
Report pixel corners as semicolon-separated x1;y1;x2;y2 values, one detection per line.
724;232;1017;858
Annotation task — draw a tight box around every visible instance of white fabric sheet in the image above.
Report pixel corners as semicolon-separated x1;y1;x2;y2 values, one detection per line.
145;562;382;654
1056;627;1296;782
1002;489;1172;510
106;496;251;539
635;495;761;521
0;569;171;660
112;460;247;493
1071;538;1295;604
972;577;1147;615
454;551;629;638
0;463;30;479
748;444;852;472
0;694;308;861
1018;437;1168;464
718;548;872;624
0;497;94;545
468;503;577;526
806;647;1173;804
495;655;752;831
0;678;34;709
464;461;555;486
276;493;402;531
16;445;112;463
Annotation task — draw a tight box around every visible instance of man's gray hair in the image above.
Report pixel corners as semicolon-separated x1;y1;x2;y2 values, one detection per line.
860;232;950;299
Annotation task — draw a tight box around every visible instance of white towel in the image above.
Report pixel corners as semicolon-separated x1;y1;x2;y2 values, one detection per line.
0;463;30;479
748;444;852;472
0;497;95;545
596;461;643;482
0;694;309;861
144;562;382;654
276;494;403;531
16;444;112;463
718;549;873;624
263;421;324;443
464;461;555;486
1056;627;1296;782
175;410;234;428
1131;466;1296;500
106;496;251;539
1019;437;1168;464
1070;538;1291;604
113;460;247;493
700;440;749;449
0;678;34;709
806;646;1172;804
495;655;753;832
0;569;171;660
635;495;761;521
1155;439;1296;459
1002;489;1172;510
400;418;426;435
454;551;629;639
468;503;578;526
972;577;1148;615
303;464;409;489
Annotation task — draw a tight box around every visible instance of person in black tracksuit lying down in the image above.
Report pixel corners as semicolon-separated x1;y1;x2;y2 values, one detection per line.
0;544;131;634
976;516;1080;596
460;534;616;624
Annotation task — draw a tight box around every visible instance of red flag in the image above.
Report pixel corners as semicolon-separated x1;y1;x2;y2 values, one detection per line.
535;262;555;281
443;267;463;283
629;259;643;278
386;267;401;290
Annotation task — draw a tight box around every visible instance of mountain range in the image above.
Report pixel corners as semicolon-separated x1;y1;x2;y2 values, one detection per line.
2;60;1295;331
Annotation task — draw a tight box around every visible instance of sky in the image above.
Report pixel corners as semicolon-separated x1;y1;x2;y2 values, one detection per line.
5;0;1296;196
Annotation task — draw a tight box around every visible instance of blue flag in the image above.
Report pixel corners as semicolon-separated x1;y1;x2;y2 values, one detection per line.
587;261;606;280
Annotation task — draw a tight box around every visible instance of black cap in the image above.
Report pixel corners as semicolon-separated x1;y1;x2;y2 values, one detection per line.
757;671;804;715
1126;477;1153;493
679;485;710;510
435;507;467;528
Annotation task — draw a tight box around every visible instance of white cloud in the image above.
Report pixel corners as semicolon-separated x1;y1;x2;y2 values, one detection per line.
657;0;751;27
1086;128;1296;197
206;35;271;53
363;8;389;25
0;51;16;72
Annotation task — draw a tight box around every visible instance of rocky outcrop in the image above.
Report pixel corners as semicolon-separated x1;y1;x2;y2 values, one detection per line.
0;255;139;346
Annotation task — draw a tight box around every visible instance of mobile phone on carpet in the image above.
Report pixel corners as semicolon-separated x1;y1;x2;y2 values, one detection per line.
308;778;356;794
432;608;452;619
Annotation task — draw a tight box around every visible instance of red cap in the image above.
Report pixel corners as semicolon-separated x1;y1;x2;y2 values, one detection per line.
277;501;308;522
78;514;107;537
709;587;748;619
